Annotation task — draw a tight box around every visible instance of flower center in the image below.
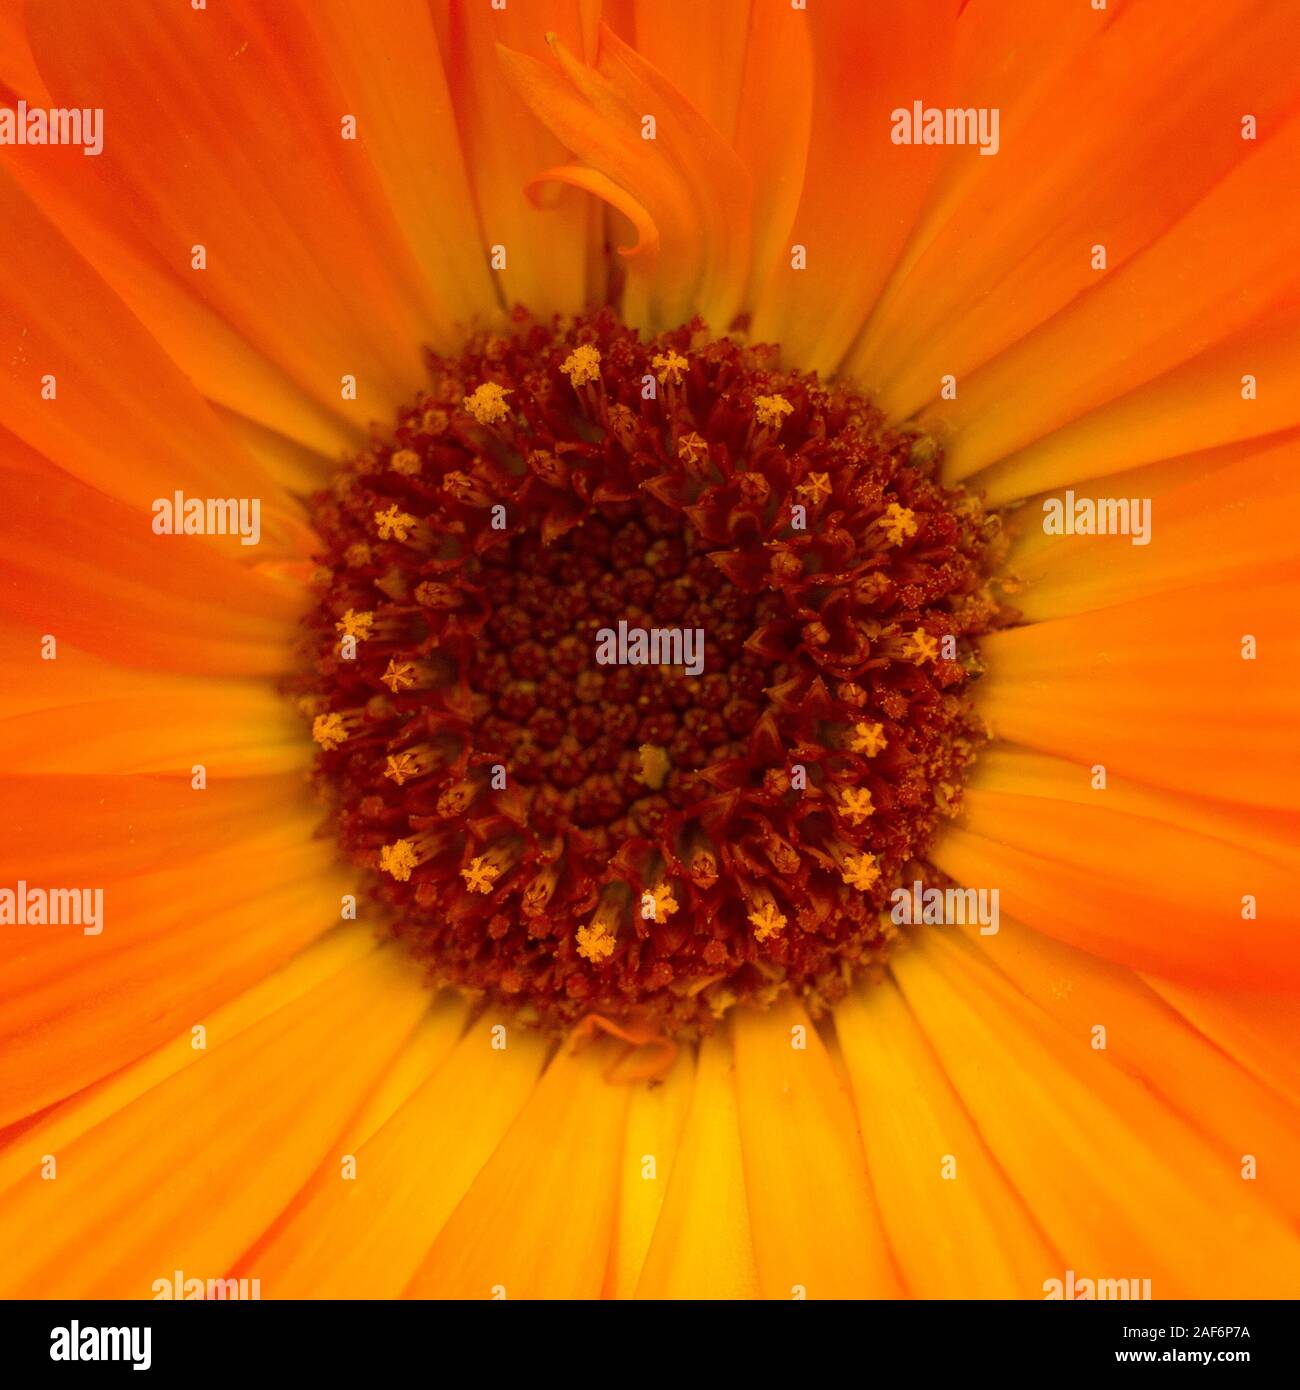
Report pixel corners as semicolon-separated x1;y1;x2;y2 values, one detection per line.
301;310;1006;1038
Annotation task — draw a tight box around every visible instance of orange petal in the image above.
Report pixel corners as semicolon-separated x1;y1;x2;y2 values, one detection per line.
0;454;306;677
851;0;1300;421
403;1036;628;1299
731;0;813;312
975;579;1300;808
499;24;751;332
998;432;1300;619
0;943;430;1297
894;930;1300;1297
441;0;593;316
18;0;499;441
247;1012;546;1298
930;748;1300;987
0;783;346;1125
604;1048;694;1298
0;927;379;1196
750;0;960;375
834;979;1057;1296
977;918;1300;1226
926;108;1300;479
971;302;1300;505
0;177;312;553
635;1026;760;1299
731;997;901;1298
1143;979;1300;1115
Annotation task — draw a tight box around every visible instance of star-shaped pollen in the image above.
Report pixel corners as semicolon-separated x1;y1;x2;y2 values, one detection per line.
841;852;881;892
879;502;918;545
645;883;680;923
460;855;500;894
652;349;688;386
381;659;417;693
384;752;419;785
560;343;601;386
576;920;616;963
851;721;888;757
335;608;374;640
903;628;940;664
677;431;708;467
463;381;512;425
374;504;417;542
838;786;875;825
311;712;348;751
389;448;422;476
748;902;788;943
754;393;793;430
380;839;419;882
441;470;480;502
796;471;832;505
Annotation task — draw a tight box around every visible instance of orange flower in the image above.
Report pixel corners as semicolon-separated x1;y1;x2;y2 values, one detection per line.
0;0;1297;1304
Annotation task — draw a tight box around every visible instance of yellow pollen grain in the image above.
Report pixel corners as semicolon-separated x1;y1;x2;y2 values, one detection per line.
652;349;688;386
839;786;875;825
381;659;417;693
903;628;940;664
335;608;374;640
311;712;348;751
463;381;512;425
460;855;500;894
576;920;616;963
646;883;679;923
841;852;881;892
561;343;601;386
380;839;419;882
677;431;708;466
851;721;888;757
389;448;422;476
374;504;417;542
879;502;918;545
384;752;419;785
796;471;832;504
442;470;476;500
754;393;793;429
748;902;787;942
637;743;672;792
